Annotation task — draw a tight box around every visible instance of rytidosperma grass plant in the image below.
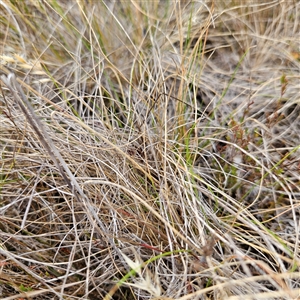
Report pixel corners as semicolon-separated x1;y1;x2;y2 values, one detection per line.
1;1;300;299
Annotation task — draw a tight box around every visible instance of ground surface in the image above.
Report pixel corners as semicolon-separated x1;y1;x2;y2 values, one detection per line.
1;1;300;299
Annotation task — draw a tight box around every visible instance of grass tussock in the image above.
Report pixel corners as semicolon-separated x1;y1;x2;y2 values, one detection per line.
0;1;300;299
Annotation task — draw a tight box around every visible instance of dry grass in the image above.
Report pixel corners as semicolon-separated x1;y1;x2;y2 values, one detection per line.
0;1;300;299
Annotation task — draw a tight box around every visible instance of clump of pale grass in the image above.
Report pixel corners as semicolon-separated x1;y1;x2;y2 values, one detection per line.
1;1;300;299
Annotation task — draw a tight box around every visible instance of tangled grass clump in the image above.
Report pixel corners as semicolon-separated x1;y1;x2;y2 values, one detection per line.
1;1;300;299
